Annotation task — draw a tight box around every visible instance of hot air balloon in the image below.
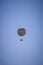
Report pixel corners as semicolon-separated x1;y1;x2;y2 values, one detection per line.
17;28;26;41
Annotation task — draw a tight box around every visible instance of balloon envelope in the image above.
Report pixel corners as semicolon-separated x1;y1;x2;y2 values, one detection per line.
17;28;26;36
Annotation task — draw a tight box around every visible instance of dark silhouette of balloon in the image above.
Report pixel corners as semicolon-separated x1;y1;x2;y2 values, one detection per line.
17;28;26;36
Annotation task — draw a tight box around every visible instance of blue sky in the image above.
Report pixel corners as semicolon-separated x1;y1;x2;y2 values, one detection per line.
0;0;43;65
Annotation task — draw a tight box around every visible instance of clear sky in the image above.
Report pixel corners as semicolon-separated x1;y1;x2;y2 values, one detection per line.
0;0;43;65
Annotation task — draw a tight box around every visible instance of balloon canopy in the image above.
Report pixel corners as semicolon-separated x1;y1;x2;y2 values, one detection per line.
17;28;26;36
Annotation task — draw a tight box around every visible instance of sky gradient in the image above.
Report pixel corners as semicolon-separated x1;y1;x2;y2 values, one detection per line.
0;0;43;65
